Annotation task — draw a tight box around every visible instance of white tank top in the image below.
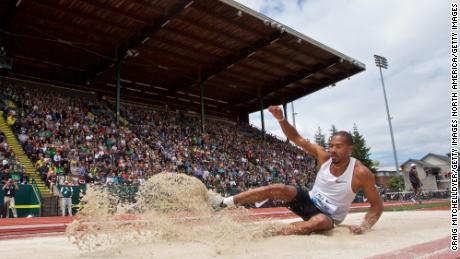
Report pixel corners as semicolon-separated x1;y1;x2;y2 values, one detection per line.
309;157;357;224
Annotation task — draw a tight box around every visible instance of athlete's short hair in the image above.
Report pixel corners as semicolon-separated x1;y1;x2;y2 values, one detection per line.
331;131;353;146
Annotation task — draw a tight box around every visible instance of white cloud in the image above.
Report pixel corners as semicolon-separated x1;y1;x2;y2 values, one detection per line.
237;0;451;167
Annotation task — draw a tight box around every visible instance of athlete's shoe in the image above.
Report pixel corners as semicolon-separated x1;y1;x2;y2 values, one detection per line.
207;191;224;210
255;199;269;208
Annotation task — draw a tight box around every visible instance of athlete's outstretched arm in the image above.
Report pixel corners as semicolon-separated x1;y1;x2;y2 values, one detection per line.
348;167;384;234
268;105;329;166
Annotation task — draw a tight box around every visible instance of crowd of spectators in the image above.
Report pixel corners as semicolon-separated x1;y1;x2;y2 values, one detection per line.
0;131;27;185
124;106;317;196
0;79;317;196
0;81;155;194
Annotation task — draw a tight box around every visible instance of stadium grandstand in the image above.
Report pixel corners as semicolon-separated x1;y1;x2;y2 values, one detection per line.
0;0;365;217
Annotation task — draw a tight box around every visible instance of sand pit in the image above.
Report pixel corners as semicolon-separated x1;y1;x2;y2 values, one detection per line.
64;173;283;251
0;210;452;259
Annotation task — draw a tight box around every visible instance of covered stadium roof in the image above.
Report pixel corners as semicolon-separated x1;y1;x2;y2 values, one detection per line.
0;0;365;118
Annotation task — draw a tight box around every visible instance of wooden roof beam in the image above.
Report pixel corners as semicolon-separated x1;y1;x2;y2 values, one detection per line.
146;35;286;79
176;17;253;48
89;0;195;84
202;31;287;81
157;30;286;100
77;0;153;25
1;0;21;56
30;1;133;34
19;12;123;43
220;58;342;110
162;26;236;55
0;0;19;30
264;71;353;109
193;3;325;66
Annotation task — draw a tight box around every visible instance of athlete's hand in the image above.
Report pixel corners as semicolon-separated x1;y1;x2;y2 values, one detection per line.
278;226;295;235
268;106;284;121
348;225;368;235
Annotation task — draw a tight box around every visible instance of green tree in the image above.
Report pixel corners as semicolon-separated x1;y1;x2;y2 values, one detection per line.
387;175;404;192
351;124;376;173
327;124;338;146
314;126;327;149
372;160;380;169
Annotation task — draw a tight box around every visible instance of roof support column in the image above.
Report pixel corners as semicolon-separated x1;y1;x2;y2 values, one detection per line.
282;102;288;123
238;112;249;124
282;101;289;143
200;80;205;134
115;58;121;125
258;88;265;139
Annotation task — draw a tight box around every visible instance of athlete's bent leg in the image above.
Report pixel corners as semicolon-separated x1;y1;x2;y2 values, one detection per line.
278;213;333;235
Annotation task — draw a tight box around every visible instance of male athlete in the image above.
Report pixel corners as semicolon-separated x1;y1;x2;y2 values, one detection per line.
408;163;422;203
211;106;383;235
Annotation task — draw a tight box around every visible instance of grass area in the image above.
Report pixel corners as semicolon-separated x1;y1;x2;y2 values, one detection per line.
351;202;450;213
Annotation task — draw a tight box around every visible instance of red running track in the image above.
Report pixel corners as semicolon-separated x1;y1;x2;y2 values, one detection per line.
366;236;458;259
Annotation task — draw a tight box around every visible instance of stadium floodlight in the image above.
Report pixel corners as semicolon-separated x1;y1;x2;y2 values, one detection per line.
374;54;400;176
374;54;388;69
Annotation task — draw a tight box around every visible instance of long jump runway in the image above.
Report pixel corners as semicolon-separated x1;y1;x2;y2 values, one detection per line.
0;202;456;259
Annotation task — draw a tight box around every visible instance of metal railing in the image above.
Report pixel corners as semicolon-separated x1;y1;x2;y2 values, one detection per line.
382;190;450;201
31;178;42;216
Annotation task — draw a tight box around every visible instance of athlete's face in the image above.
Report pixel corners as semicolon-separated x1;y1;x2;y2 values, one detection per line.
328;136;353;164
